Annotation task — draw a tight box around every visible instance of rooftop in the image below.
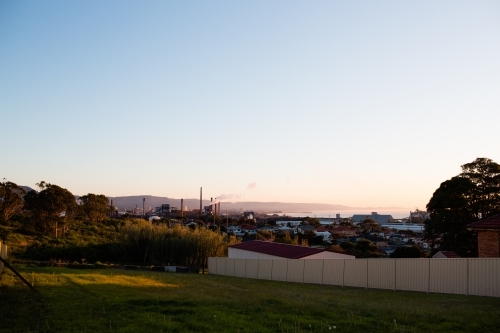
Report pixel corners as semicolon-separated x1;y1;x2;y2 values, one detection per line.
467;214;500;230
229;240;324;259
433;251;461;258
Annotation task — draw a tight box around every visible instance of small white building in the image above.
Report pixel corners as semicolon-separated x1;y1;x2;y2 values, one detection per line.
228;240;355;260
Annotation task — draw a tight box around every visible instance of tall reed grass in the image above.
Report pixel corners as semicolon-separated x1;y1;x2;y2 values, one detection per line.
116;221;239;267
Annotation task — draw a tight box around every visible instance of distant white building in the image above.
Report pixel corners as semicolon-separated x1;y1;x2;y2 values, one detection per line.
381;223;425;232
352;212;394;224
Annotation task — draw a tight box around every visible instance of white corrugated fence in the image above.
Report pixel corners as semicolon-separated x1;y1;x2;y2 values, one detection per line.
208;257;500;297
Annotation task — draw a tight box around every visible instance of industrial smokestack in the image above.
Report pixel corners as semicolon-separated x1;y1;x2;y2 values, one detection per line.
181;198;184;216
143;198;145;217
211;197;213;214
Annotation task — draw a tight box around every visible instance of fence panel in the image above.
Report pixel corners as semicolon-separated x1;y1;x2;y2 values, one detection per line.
216;258;227;275
209;257;500;298
208;257;217;275
258;259;273;280
245;259;259;279
368;259;395;290
322;260;345;286
396;259;429;292
304;260;324;284
287;260;305;283
225;258;235;277
344;259;367;288
468;258;500;297
234;259;246;278
430;259;467;295
271;260;288;281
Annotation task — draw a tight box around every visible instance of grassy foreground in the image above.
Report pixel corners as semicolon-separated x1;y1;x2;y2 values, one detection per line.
1;267;499;333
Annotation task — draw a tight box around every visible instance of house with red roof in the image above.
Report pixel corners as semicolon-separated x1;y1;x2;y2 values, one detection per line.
467;214;500;258
432;251;461;258
228;240;354;259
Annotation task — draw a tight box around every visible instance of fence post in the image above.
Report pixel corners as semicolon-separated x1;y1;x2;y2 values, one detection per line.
257;258;260;279
342;259;345;287
466;258;469;296
394;259;397;291
366;259;368;290
427;259;431;293
321;259;325;285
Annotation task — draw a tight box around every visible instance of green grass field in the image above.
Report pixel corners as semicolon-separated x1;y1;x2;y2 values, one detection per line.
1;266;499;333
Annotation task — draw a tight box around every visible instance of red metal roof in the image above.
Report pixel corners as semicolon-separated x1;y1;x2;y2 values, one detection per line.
229;240;325;259
467;214;500;230
436;251;461;258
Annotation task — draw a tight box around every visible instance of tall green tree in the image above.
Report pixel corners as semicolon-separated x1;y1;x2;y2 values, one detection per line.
358;219;381;233
460;157;500;218
24;182;77;237
0;180;25;224
79;193;109;224
425;158;500;257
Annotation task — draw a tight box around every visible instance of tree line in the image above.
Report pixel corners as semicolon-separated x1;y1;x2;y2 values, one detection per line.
0;180;238;267
0;180;110;237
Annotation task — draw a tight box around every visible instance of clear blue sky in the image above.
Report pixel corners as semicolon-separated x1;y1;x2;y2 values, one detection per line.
1;1;499;209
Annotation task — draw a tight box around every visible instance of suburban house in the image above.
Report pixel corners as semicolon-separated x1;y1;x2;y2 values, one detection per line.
467;214;500;258
298;225;317;234
228;240;355;259
433;251;461;258
241;224;257;235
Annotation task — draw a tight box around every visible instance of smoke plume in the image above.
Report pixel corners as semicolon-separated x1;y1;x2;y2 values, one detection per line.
215;182;257;203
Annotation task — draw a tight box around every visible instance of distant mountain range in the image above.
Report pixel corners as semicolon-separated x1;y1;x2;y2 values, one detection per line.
18;186;406;213
20;186;35;193
106;195;407;213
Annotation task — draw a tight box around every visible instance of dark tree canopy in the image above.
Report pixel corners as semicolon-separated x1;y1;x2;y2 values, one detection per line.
302;217;321;228
23;182;76;237
359;219;381;233
425;158;500;257
0;180;25;224
390;246;426;258
79;193;109;224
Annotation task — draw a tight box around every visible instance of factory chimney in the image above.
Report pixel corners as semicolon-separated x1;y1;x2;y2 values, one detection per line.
199;187;202;216
143;198;145;217
181;198;184;216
